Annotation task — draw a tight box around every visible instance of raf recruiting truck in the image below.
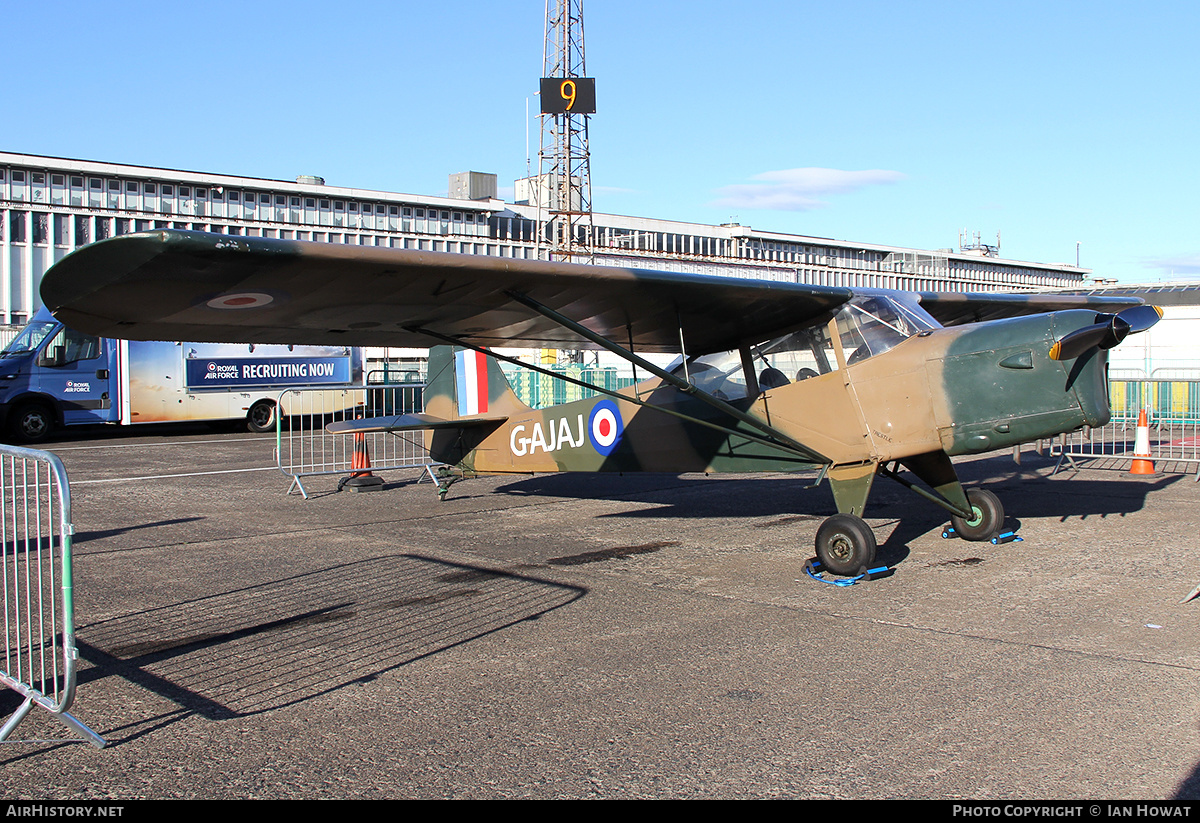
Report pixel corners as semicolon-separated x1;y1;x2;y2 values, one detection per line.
0;307;362;443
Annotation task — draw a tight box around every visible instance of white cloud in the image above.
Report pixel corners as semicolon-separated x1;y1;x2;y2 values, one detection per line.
1144;254;1200;276
594;185;640;195
709;167;906;211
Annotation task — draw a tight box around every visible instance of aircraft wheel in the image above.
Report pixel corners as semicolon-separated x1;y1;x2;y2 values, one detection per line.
950;488;1004;542
247;400;277;433
815;513;877;576
8;403;55;444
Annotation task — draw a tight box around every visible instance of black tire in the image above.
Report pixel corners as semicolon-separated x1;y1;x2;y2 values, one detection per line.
8;403;55;444
950;488;1004;542
247;400;277;433
815;513;877;576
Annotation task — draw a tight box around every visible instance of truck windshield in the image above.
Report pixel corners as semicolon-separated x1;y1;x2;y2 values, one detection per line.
1;322;56;357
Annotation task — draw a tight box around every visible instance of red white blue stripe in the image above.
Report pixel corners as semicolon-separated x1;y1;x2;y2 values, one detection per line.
455;350;489;416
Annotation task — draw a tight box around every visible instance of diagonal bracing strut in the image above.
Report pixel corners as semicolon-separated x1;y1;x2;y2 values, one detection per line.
500;290;829;464
406;323;824;464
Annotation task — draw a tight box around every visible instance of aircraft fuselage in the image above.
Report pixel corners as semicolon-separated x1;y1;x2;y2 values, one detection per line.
426;309;1109;477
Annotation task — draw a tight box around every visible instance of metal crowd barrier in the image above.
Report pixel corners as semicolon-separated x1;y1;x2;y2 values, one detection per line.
0;445;105;748
1054;379;1200;478
276;383;432;498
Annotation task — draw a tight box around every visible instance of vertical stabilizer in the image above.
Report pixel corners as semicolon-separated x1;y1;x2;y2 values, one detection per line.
424;345;529;422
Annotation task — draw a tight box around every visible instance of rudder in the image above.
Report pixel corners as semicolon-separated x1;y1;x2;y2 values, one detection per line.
424;345;528;421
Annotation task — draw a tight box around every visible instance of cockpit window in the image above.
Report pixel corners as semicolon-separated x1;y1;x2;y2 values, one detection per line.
668;349;748;400
666;294;939;397
755;325;839;382
836;295;937;365
667;324;839;400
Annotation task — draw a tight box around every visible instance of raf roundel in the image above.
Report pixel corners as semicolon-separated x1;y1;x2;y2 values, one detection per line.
206;292;275;310
587;399;624;456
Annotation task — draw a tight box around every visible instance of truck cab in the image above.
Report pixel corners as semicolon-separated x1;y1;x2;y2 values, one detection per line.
0;309;118;442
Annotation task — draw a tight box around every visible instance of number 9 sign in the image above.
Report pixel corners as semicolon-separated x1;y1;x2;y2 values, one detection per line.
540;77;596;114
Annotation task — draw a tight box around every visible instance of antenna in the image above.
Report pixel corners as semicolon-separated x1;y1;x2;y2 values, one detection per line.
959;228;1001;258
537;0;595;264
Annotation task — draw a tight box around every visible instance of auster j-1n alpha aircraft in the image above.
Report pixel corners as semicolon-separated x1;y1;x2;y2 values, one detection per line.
41;230;1161;575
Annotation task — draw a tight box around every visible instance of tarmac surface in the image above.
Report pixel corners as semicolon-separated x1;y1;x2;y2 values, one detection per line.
1;423;1198;799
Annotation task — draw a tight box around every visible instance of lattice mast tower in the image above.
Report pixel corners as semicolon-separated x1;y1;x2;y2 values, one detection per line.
538;0;595;263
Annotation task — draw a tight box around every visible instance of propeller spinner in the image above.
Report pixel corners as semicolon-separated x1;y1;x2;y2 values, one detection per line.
1049;305;1163;361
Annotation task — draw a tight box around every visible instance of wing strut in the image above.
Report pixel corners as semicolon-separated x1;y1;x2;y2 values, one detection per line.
407;324;826;463
500;290;830;464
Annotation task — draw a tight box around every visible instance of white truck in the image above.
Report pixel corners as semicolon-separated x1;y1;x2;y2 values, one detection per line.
0;307;362;443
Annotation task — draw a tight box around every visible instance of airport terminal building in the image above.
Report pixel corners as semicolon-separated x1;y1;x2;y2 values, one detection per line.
0;151;1092;328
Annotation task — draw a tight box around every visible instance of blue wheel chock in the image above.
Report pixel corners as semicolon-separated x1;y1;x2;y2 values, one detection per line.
941;525;1023;545
804;559;892;586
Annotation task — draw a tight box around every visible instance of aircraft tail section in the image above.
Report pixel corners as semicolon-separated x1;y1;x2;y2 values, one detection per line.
424;345;529;421
421;346;527;468
327;412;507;436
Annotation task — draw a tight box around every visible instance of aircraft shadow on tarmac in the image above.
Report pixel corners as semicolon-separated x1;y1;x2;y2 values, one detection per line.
58;554;583;742
0;517;206;562
491;461;1184;570
71;517;207;545
1176;764;1200;800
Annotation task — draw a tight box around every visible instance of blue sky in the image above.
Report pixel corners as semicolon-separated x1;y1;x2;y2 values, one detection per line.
5;1;1197;283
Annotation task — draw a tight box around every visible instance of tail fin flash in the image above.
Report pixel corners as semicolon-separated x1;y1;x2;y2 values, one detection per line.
453;348;492;416
425;345;528;421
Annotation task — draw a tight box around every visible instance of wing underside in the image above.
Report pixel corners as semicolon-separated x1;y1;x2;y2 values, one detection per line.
42;228;1147;363
917;291;1144;326
42;230;855;356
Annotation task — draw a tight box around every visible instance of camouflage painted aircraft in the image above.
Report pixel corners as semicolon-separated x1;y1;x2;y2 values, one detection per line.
41;230;1161;575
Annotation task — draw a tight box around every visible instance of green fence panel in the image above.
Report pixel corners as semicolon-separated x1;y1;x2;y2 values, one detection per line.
503;365;635;409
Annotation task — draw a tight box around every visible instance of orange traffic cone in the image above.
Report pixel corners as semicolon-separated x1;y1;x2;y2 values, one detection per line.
1129;408;1155;475
340;425;384;492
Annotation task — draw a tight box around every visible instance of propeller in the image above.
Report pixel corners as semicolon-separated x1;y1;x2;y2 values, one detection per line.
1049;305;1163;361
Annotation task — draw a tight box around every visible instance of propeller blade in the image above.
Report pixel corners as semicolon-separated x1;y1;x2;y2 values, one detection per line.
1050;323;1110;361
1050;305;1162;361
1117;304;1163;335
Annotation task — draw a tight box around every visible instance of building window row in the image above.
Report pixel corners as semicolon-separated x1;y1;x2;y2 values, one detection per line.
4;167;1079;288
1;166;491;234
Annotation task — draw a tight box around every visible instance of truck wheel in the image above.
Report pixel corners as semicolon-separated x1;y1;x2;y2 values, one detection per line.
247;400;277;433
9;403;55;444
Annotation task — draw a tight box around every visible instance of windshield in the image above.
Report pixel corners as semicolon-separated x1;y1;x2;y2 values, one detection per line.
835;294;938;365
0;321;56;357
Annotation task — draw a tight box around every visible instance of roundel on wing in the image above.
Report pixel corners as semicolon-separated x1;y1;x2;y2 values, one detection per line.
588;399;624;456
206;292;275;309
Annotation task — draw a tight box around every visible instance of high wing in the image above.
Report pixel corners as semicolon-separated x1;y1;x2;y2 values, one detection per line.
41;230;853;355
917;291;1143;327
42;230;1144;351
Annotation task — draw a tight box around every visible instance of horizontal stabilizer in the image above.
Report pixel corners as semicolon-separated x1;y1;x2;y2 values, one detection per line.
326;413;508;435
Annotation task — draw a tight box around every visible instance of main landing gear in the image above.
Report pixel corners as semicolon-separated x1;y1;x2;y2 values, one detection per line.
948;488;1004;542
814;458;1007;578
814;513;877;576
